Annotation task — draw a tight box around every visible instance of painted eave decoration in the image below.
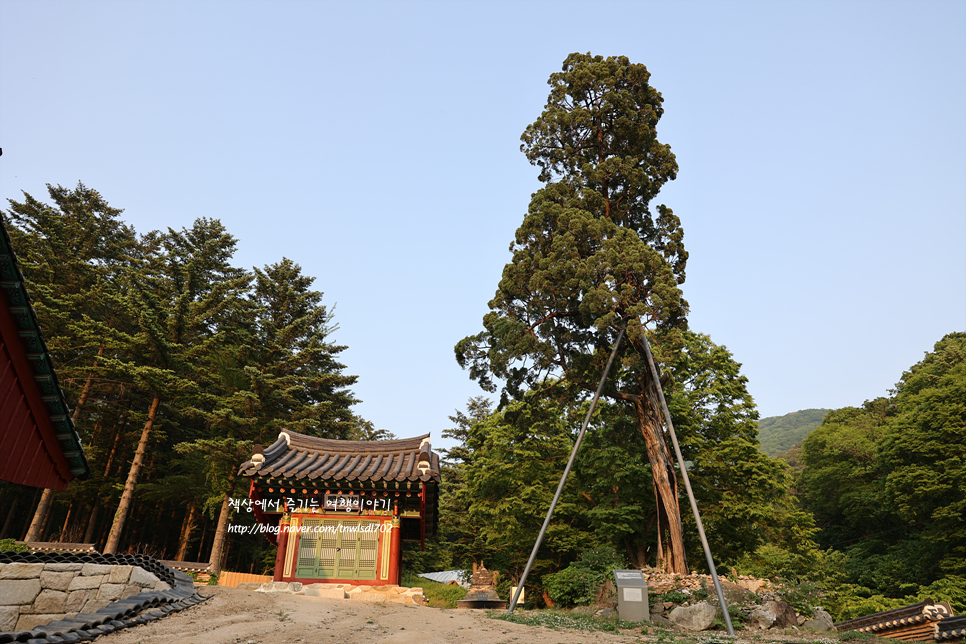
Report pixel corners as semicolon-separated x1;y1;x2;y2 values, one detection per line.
0;219;91;489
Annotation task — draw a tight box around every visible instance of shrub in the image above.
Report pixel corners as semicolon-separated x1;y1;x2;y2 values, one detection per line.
0;539;29;553
544;545;627;607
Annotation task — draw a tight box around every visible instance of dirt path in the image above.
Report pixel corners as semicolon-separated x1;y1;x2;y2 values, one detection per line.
95;586;823;644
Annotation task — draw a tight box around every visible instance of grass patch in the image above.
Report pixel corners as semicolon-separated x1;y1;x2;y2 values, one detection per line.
401;571;467;608
489;608;646;633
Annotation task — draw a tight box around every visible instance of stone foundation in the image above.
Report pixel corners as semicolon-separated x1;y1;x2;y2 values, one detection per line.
0;562;171;631
247;581;426;605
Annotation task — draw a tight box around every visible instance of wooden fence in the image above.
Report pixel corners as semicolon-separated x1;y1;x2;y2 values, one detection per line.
218;570;272;588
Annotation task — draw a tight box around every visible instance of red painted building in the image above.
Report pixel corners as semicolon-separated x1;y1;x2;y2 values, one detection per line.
237;430;440;586
0;220;89;490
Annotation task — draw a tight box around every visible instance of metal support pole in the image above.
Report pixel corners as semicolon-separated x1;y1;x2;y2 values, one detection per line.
640;329;735;637
507;329;624;614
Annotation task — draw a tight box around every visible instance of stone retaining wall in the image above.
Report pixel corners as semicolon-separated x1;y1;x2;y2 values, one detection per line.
0;562;171;631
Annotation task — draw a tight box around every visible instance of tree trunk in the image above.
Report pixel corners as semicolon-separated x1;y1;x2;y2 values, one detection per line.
104;394;160;554
57;503;74;541
633;392;688;574
176;505;200;561
83;499;101;544
24;489;54;542
208;474;237;574
1;497;19;539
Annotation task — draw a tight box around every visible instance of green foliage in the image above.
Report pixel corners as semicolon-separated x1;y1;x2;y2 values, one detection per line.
0;539;29;552
1;184;364;566
491;609;642;633
776;578;824;617
795;333;966;620
758;409;829;457
544;545;627;607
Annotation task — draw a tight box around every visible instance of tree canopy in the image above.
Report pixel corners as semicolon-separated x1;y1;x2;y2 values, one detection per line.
457;52;691;571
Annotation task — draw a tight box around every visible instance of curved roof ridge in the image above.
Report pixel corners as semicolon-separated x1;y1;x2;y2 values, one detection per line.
281;429;430;452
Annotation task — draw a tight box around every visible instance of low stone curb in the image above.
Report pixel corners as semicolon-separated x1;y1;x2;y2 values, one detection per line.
245;581;426;605
0;552;209;644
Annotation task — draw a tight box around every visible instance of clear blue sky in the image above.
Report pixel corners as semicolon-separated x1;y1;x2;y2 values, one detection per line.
2;0;964;451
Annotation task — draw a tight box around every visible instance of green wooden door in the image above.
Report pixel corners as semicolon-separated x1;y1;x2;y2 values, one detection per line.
294;518;378;581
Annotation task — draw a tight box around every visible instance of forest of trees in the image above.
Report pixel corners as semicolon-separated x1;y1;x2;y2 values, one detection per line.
0;183;368;573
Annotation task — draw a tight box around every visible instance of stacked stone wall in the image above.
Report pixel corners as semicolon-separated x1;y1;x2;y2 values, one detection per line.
0;562;170;631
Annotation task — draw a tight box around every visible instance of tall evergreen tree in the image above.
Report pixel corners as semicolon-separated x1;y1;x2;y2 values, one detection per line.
456;53;691;572
102;218;251;553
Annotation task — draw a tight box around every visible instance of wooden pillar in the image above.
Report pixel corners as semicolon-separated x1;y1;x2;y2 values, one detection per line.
387;509;402;586
419;482;426;551
273;514;290;582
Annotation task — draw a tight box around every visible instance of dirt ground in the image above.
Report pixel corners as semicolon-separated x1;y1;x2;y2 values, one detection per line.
96;585;830;644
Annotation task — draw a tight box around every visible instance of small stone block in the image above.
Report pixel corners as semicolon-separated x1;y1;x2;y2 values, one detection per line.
1;563;45;579
67;576;104;591
311;588;347;599
108;566;134;584
96;584;127;601
0;605;20;631
26;590;67;614
354;593;389;602
128;567;160;587
80;564;112;577
40;571;75;591
121;584;141;599
0;579;43;605
43;564;83;572
65;590;89;612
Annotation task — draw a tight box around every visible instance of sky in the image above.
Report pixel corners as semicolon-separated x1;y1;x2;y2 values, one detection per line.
1;0;964;452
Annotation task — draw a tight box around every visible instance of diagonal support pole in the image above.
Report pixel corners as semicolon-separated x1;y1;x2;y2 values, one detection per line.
640;329;735;637
507;328;624;614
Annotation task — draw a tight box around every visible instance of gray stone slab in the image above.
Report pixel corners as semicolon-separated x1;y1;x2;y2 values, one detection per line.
0;579;43;605
96;584;127;601
0;563;45;579
121;584;141;600
0;605;19;631
43;564;83;572
80;564;113;577
26;589;67;614
128;567;160;587
40;571;75;591
67;575;104;591
64;590;89;613
108;566;134;585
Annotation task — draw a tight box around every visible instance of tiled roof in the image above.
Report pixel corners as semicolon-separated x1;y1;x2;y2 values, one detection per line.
835;599;953;636
938;614;966;641
238;429;440;483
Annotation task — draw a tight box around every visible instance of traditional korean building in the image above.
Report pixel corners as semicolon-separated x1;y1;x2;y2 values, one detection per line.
237;429;440;586
0;220;89;490
835;599;959;642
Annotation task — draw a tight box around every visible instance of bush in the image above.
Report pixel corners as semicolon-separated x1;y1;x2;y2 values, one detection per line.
543;545;627;607
545;566;597;607
0;539;29;553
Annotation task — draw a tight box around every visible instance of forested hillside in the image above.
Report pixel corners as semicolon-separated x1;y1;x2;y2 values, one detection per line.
0;183;367;573
757;409;829;457
793;332;966;619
